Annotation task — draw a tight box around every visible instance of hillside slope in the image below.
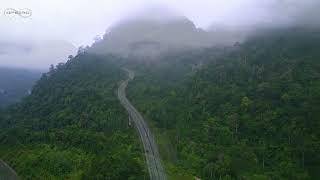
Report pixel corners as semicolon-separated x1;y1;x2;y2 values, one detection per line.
1;26;319;179
0;54;147;179
127;29;320;179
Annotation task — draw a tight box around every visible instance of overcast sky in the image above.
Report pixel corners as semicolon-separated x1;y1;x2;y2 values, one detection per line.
1;0;319;47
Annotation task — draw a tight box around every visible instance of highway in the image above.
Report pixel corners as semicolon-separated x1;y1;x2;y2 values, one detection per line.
0;160;18;180
117;68;167;180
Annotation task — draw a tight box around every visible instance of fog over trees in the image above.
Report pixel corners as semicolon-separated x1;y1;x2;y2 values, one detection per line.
1;0;320;69
1;1;320;179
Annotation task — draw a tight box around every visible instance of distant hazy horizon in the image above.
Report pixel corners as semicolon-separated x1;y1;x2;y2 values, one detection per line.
1;0;319;46
1;0;319;69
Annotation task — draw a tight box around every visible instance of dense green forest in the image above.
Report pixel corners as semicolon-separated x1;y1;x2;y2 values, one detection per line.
0;67;40;107
0;54;147;179
0;28;319;180
127;29;320;179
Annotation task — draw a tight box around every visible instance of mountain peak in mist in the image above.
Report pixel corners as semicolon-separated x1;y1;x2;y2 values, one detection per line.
90;7;244;59
119;5;184;23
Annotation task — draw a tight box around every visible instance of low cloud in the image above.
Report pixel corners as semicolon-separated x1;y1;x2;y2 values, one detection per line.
0;0;319;68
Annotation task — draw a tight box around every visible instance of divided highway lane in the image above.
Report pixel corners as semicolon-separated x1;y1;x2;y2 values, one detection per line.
117;68;167;180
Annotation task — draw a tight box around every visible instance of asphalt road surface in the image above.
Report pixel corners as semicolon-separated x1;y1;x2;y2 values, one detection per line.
117;68;167;180
0;160;19;180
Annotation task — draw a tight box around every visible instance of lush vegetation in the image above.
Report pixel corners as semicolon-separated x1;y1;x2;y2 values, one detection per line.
0;54;147;179
127;30;320;179
1;28;319;180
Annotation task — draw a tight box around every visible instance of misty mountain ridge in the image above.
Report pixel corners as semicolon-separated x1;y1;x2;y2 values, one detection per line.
89;6;320;60
90;15;245;59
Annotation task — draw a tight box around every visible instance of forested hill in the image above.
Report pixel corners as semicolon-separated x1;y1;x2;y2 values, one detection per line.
0;27;319;180
0;54;147;179
126;29;320;179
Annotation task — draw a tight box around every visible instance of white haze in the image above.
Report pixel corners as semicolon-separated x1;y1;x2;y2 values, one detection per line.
0;0;319;69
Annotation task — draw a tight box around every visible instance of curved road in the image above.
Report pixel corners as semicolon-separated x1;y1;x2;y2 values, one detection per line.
117;68;167;180
0;160;19;180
